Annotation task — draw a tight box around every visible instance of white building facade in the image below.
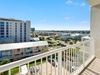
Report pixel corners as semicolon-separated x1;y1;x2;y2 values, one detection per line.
0;18;30;43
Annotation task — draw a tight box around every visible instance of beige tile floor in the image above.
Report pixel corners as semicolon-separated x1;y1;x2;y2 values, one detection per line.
81;58;100;75
37;62;70;75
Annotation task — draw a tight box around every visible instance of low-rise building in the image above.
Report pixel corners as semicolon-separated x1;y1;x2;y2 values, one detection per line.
0;41;48;61
61;33;69;40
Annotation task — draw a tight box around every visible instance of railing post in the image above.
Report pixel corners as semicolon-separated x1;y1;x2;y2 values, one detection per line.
19;66;20;75
83;43;85;64
58;51;62;75
27;63;29;75
8;70;11;75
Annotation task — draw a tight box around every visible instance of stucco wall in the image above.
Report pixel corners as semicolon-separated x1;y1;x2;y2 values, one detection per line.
91;4;100;58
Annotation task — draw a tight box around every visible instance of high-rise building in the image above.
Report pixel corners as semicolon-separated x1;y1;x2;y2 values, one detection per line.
31;28;35;32
0;18;30;43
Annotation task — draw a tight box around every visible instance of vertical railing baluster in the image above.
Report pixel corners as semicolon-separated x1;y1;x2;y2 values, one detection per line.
41;58;42;75
51;55;52;75
66;49;68;75
19;66;20;75
55;53;56;75
68;48;70;75
71;48;72;75
28;63;29;75
58;51;62;75
74;48;76;74
8;70;11;75
46;56;48;75
35;60;36;75
83;43;85;67
72;48;73;75
64;51;65;75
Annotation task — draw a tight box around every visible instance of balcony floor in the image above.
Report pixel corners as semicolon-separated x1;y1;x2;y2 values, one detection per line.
80;58;100;75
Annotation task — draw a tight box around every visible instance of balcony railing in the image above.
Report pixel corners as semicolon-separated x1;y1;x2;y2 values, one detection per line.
0;40;95;75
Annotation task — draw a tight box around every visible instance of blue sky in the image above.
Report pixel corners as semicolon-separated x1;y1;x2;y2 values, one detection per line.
0;0;90;30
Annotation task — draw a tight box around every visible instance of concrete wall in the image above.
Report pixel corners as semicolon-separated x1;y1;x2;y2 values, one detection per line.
91;4;100;58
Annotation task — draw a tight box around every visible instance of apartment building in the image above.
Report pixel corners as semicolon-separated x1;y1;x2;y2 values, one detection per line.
0;18;30;43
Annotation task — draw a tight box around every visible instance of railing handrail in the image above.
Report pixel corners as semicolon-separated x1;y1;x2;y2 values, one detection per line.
0;39;93;73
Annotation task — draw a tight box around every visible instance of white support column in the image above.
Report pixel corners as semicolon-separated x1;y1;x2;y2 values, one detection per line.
58;51;62;75
90;4;100;58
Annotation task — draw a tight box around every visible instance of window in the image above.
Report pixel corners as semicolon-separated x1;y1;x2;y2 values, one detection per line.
20;23;22;26
0;22;4;25
0;36;4;38
6;22;9;25
27;48;30;50
17;49;20;52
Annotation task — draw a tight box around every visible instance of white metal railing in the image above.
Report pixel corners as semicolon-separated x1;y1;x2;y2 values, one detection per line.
0;39;95;75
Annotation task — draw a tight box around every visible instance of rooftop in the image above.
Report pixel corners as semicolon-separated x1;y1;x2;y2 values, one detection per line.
0;18;22;22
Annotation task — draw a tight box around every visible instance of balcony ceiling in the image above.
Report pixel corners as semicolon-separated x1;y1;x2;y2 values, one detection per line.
87;0;100;6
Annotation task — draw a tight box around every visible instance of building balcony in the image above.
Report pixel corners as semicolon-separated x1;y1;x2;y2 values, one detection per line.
0;40;96;75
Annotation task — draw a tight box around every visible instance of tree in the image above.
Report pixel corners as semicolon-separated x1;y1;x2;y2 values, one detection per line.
0;60;10;75
46;37;51;40
0;60;10;65
69;41;73;45
35;34;38;37
39;37;45;41
31;34;35;37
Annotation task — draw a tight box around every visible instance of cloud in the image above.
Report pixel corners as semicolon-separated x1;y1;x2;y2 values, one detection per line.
65;1;86;6
80;2;86;6
40;19;47;22
65;17;71;20
65;0;78;5
80;21;88;24
65;0;73;4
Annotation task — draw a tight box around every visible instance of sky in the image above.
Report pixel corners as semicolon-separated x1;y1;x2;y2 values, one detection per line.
0;0;90;30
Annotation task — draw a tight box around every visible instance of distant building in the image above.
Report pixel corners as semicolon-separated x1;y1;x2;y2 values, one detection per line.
81;36;90;41
31;28;35;32
61;33;69;40
70;34;76;39
0;18;30;43
70;33;82;39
